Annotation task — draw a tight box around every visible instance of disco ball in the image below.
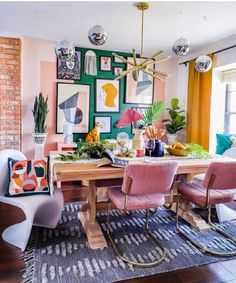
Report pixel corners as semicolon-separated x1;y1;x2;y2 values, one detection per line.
172;37;190;56
195;55;212;73
55;40;75;61
88;25;107;46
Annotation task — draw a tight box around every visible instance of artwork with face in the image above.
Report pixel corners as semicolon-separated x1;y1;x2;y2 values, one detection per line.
57;50;81;80
100;56;111;71
95;79;120;112
57;83;90;133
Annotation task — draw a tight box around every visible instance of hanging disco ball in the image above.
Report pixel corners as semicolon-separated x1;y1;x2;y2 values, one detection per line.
172;37;190;56
55;40;75;61
88;25;107;46
195;55;212;73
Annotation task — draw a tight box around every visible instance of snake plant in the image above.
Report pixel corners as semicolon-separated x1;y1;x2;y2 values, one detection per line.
32;93;49;133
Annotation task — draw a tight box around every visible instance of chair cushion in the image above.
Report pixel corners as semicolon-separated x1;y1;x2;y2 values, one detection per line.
6;158;50;197
178;182;235;206
108;187;165;210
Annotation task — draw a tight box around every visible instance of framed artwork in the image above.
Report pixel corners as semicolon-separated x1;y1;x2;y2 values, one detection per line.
113;55;124;63
95;78;120;113
113;67;123;76
125;57;154;104
57;50;81;80
99;56;111;71
56;83;90;133
131;107;148;133
94;116;112;133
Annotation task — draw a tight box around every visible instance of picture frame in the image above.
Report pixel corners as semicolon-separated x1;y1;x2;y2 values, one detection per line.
57;50;81;80
94;116;112;134
113;67;123;76
131;107;148;133
99;56;112;71
95;78;120;113
113;55;124;63
125;57;154;104
56;82;90;134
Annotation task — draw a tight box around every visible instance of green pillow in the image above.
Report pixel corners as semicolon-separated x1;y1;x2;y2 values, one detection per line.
216;134;232;155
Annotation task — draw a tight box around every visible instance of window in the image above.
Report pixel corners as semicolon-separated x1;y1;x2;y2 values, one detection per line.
224;83;236;135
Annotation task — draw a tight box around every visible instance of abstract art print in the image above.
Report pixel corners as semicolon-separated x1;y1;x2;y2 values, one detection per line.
100;56;111;71
125;57;154;104
113;67;123;76
94;116;112;133
57;83;90;133
95;79;120;113
57;50;81;80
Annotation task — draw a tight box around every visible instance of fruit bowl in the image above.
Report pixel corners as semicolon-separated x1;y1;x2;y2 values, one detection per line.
165;147;189;156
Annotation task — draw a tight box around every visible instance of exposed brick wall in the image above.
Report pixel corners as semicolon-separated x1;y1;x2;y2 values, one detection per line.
0;37;21;150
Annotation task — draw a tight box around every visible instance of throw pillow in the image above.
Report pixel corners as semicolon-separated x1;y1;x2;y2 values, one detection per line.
230;136;236;148
6;159;50;197
215;134;232;155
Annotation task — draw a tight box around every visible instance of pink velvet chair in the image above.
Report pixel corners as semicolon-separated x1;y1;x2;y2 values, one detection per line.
107;162;178;267
176;161;236;256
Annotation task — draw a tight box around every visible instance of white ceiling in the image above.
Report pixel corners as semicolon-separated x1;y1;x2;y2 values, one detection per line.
1;1;236;56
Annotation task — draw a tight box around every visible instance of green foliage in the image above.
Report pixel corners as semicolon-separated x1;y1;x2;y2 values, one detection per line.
58;140;115;161
185;143;213;159
142;101;165;126
162;98;185;134
32;93;49;133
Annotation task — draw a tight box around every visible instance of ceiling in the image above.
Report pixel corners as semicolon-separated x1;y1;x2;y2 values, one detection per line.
1;1;236;56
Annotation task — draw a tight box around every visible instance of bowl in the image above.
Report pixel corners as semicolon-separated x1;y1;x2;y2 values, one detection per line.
165;147;189;156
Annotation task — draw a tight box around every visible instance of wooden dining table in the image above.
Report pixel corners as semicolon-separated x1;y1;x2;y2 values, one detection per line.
52;153;232;249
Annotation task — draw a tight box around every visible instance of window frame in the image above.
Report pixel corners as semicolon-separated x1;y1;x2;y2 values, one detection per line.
224;84;236;135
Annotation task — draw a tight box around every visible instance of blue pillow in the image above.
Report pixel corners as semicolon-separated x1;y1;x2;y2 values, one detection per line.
216;134;232;155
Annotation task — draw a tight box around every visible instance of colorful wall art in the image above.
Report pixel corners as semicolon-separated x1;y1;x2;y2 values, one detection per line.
125;57;154;104
94;116;112;133
56;83;90;133
95;78;120;112
57;50;81;80
99;56;111;71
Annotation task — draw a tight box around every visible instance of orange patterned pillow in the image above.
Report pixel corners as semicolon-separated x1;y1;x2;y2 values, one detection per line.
6;159;50;197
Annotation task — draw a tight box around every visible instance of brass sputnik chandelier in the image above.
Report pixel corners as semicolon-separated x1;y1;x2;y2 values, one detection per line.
113;2;170;81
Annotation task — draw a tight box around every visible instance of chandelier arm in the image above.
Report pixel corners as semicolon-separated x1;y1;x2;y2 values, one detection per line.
140;50;164;65
143;69;165;81
112;53;135;66
114;64;146;80
132;49;137;65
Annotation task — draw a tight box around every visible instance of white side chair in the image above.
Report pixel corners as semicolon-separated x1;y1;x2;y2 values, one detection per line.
0;149;64;251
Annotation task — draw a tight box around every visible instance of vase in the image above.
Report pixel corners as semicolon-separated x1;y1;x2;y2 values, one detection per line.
166;133;177;145
32;133;47;159
132;129;144;157
145;140;164;157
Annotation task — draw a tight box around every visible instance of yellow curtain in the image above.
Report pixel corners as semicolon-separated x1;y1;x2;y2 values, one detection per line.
186;54;214;150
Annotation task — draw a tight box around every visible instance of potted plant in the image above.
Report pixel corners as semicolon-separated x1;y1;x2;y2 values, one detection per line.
32;93;49;159
162;98;185;144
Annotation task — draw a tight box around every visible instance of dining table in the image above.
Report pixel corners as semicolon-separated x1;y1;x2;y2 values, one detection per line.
50;152;233;249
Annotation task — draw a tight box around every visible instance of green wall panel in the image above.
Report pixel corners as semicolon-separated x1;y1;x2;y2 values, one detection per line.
73;47;149;142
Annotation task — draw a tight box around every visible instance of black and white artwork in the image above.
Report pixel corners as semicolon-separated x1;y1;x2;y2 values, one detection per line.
57;50;81;80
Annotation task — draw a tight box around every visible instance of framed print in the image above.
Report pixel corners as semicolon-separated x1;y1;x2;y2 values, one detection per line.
56;83;90;133
100;56;111;71
94;116;112;133
113;55;123;63
57;50;81;80
125;57;154;104
131;107;148;133
95;78;120;113
113;67;123;76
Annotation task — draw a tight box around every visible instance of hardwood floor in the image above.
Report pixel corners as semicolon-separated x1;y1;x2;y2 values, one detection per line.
1;183;236;283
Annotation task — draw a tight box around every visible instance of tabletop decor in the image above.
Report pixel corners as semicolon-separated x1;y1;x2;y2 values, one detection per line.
32;93;49;159
162;98;185;144
56;83;90;133
85;121;102;143
144;125;166;157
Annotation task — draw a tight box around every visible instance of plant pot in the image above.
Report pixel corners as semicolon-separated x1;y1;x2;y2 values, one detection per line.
166;133;177;145
32;133;47;159
132;129;145;157
145;140;164;157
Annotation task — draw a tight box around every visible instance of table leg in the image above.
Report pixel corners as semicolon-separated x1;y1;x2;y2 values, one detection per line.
78;180;108;249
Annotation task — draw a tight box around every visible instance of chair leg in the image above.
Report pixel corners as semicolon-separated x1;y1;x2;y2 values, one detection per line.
106;204;166;267
176;196;236;257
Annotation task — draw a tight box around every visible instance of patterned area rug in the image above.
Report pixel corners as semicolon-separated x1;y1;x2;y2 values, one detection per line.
22;202;236;283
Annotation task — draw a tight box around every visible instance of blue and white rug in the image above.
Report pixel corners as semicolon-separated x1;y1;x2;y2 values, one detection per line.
22;202;236;283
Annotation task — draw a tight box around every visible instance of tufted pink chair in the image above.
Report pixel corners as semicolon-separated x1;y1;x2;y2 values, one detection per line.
176;161;236;256
107;162;178;267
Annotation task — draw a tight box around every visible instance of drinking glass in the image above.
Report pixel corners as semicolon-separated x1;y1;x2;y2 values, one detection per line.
145;139;156;159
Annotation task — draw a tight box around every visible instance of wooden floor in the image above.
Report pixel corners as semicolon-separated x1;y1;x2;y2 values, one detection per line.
1;183;236;283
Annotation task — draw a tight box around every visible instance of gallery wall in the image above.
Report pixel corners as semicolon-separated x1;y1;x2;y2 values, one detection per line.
21;36;178;159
